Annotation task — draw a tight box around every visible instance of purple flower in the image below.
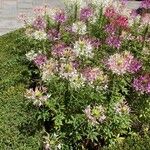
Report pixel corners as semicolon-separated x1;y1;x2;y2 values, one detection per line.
141;0;150;9
51;43;66;57
47;29;60;41
127;59;142;73
133;74;150;94
80;7;93;21
54;10;67;23
33;16;46;30
33;54;47;67
106;35;121;49
105;24;116;35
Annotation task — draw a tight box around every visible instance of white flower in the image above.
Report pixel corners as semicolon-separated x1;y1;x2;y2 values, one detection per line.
72;21;87;35
73;39;94;58
25;50;37;61
69;73;85;89
59;63;77;79
41;59;57;81
32;30;47;40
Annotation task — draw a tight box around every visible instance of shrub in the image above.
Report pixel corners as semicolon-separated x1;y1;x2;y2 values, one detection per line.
19;0;150;149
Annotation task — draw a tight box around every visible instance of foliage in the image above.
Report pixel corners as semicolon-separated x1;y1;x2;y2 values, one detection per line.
0;30;41;149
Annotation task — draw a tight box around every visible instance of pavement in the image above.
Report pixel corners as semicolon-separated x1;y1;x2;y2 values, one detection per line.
0;0;140;36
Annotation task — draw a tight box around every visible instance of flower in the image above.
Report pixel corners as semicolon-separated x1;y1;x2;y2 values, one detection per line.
80;7;93;21
33;54;47;67
82;67;108;89
73;38;93;58
25;50;37;61
114;100;130;115
104;24;116;35
47;29;60;41
104;6;116;19
133;73;150;94
72;21;87;35
32;16;46;30
127;59;142;74
106;51;141;75
32;30;47;40
41;59;58;81
69;73;85;89
54;9;67;23
141;14;150;25
115;15;129;28
141;0;150;9
51;43;66;57
25;86;50;107
59;62;77;79
84;105;106;125
106;35;121;49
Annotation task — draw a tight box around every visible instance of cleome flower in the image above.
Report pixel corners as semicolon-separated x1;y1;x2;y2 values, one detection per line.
114;100;130;115
41;59;58;81
80;6;94;21
84;105;106;125
33;54;47;68
32;30;47;40
25;86;51;107
106;51;142;75
133;73;150;94
59;62;77;79
32;16;46;30
106;35;121;49
82;67;108;89
25;50;38;61
73;38;94;58
51;43;76;61
53;9;67;23
69;73;85;89
72;21;87;35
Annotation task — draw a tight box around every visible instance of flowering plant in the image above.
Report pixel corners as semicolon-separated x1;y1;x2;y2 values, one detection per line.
20;0;150;149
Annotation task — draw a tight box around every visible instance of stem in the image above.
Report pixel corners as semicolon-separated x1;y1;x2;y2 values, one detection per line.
142;24;149;48
74;4;78;22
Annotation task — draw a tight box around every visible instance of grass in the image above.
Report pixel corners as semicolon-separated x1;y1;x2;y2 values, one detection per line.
0;30;41;150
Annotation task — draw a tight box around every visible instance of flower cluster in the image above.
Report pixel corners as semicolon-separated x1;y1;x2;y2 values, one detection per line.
106;51;142;75
25;86;50;107
82;67;108;89
133;74;150;94
84;105;106;125
114;100;130;115
22;0;150;148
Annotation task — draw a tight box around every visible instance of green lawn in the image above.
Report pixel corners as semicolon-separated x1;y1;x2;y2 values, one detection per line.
0;30;41;150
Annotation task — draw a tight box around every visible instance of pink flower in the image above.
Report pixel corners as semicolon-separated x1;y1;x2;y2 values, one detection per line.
33;16;46;30
80;7;93;21
54;10;67;23
141;0;150;9
106;51;141;75
106;35;121;49
115;15;129;28
33;54;47;67
133;73;150;94
104;6;116;19
51;43;66;57
47;29;60;41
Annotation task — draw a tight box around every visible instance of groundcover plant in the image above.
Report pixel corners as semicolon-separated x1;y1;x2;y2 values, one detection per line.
19;0;149;149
